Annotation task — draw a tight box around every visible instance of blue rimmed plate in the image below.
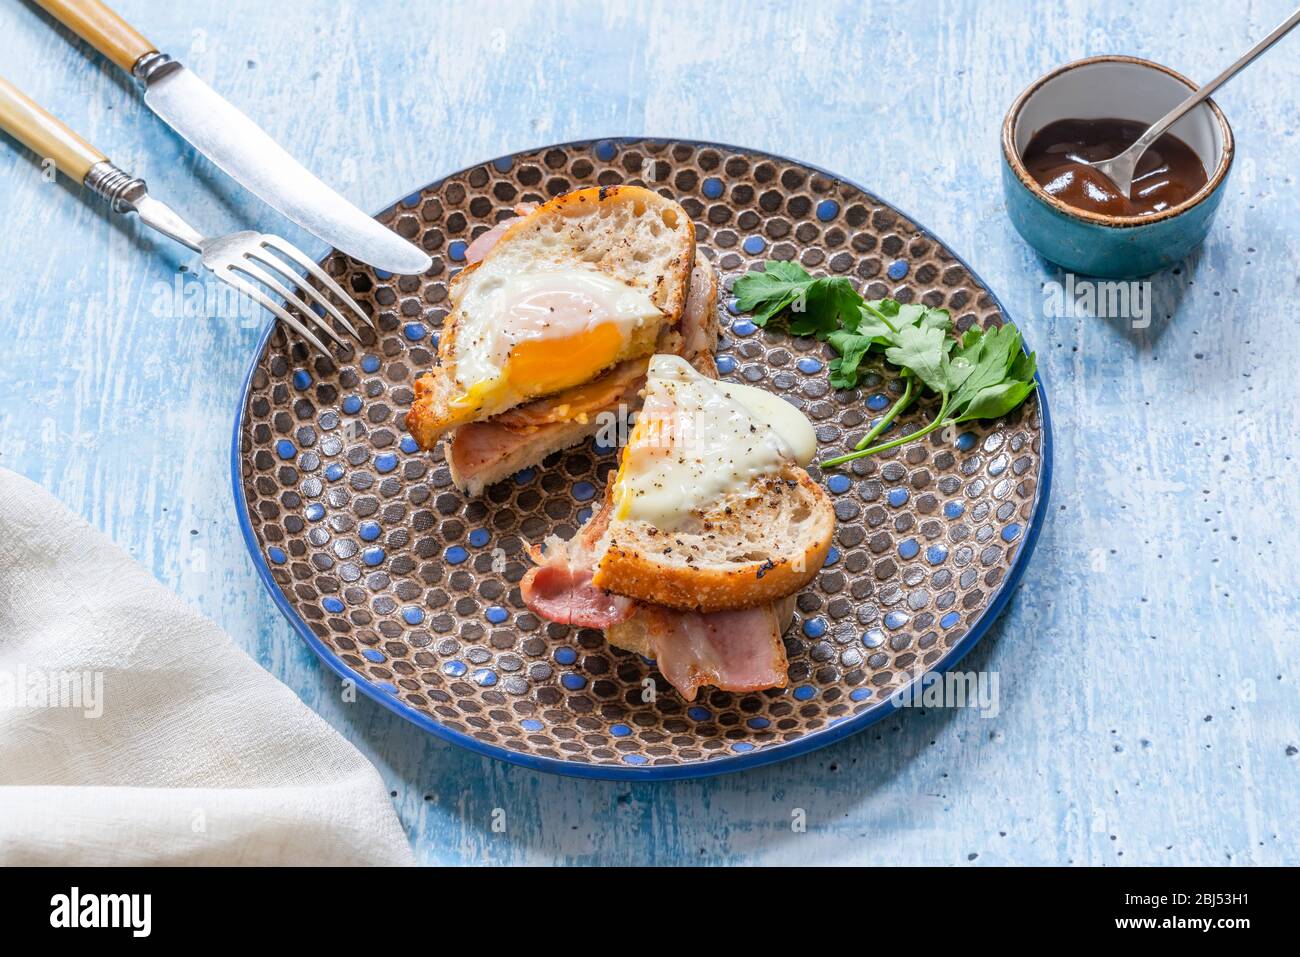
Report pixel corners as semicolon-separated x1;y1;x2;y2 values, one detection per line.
232;138;1052;780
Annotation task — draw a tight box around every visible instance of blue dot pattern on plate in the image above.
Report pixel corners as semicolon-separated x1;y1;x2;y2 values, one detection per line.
887;259;909;280
956;431;978;451
926;544;949;565
362;547;385;566
275;439;295;460
513;467;535;485
236;140;1046;774
448;240;468;262
887;488;909;507
884;611;910;630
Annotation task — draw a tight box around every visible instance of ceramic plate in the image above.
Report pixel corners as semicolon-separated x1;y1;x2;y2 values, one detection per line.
232;138;1052;780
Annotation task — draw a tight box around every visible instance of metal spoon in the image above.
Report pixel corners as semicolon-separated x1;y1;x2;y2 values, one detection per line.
1087;6;1300;198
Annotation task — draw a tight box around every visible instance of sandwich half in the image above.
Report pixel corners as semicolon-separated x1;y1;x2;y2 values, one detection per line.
520;354;836;699
444;259;719;495
406;185;695;451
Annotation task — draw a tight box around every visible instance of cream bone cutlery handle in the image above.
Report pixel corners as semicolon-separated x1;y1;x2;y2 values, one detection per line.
35;0;158;74
0;74;202;249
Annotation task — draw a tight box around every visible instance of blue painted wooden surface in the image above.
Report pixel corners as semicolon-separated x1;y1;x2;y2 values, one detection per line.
1;0;1296;866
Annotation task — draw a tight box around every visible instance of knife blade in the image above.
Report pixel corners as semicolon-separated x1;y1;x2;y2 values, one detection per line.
35;0;430;275
142;60;431;275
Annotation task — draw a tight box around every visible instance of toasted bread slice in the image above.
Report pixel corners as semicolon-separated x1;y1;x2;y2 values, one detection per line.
444;261;720;495
407;186;695;449
592;467;834;612
584;352;835;612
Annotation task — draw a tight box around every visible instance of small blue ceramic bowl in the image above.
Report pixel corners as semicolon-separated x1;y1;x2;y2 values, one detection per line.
1001;55;1233;279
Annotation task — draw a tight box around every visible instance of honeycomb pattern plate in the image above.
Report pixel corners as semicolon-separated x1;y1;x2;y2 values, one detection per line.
232;138;1053;780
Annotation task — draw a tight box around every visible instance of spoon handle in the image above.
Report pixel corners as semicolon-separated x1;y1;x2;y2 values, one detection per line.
1130;7;1300;160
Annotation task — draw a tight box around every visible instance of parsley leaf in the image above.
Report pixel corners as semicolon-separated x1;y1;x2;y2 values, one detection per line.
731;261;1036;466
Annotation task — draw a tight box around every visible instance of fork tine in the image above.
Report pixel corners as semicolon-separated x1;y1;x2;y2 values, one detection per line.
230;258;351;351
218;270;332;357
246;248;363;342
259;235;375;330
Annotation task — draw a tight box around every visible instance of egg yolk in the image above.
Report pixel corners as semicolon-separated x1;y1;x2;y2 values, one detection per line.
506;322;625;396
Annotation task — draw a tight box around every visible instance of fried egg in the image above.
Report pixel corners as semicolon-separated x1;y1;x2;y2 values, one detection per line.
449;263;663;417
612;354;816;530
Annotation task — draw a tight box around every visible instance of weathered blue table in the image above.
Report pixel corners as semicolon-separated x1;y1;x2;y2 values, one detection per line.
2;0;1296;865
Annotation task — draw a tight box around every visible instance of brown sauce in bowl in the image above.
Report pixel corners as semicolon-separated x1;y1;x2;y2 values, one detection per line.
1022;117;1208;217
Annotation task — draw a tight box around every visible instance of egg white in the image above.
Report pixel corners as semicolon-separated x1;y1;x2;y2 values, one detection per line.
613;355;817;530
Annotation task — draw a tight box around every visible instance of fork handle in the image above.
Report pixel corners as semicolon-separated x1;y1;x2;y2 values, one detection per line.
0;74;107;182
35;0;157;74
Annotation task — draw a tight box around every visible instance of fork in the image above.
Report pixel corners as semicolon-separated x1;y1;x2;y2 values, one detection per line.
0;75;370;355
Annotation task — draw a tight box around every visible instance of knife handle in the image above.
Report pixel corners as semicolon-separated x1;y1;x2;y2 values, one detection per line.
0;74;107;182
36;0;157;74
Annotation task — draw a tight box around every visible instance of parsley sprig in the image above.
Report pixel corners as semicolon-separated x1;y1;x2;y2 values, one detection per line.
732;262;1037;467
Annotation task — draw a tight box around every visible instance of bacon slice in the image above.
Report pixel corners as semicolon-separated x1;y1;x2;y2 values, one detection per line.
520;511;635;629
520;506;790;700
464;203;538;264
628;604;789;702
520;551;636;629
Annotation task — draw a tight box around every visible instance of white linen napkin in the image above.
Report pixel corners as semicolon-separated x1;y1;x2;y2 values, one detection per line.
0;467;414;865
